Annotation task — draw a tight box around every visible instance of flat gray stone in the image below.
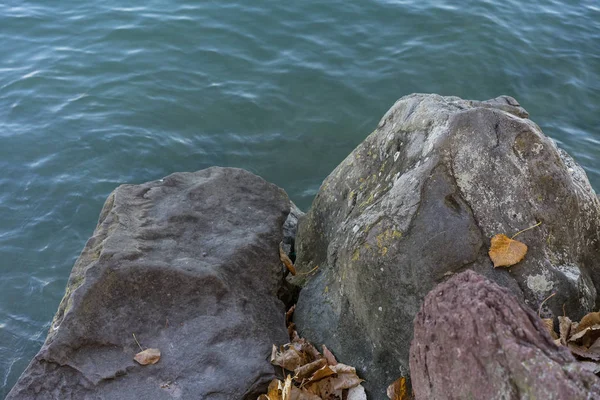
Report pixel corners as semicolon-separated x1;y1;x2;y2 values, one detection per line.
7;167;291;400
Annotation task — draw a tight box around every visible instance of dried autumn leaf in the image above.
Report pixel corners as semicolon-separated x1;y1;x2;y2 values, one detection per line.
271;345;307;371
280;244;296;276
305;376;343;399
387;376;410;399
569;324;600;348
282;375;292;400
559;316;572;346
264;379;282;400
330;363;364;390
573;312;600;334
294;358;327;380
568;339;600;361
489;234;528;268
289;386;322;400
305;365;336;386
134;348;161;365
322;345;337;366
542;318;558;340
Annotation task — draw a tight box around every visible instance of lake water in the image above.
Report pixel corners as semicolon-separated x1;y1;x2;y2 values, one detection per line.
1;0;599;395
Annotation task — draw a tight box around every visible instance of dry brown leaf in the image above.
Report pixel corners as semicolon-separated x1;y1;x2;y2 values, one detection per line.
289;386;322;400
574;312;600;334
286;305;296;325
280;244;296;276
294;358;327;381
559;316;572;346
330;364;364;390
292;337;321;362
569;324;600;348
569;340;600;361
133;348;161;365
542;318;558;340
387;376;411;399
305;376;343;399
282;375;293;400
488;234;528;268
322;345;338;366
304;365;336;386
271;345;307;371
265;379;282;400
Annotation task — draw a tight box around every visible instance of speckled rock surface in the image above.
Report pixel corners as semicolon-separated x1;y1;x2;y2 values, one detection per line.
292;94;600;399
410;270;600;400
7;167;291;400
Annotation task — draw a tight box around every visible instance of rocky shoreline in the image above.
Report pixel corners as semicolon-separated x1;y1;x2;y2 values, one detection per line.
7;94;600;399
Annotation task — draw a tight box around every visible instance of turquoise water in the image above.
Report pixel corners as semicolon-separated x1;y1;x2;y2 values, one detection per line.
1;0;599;395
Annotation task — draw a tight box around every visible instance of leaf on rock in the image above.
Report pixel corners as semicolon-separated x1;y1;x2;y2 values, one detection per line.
261;306;366;399
573;312;600;334
305;365;336;386
568;324;600;348
488;234;527;268
387;376;411;399
294;358;327;380
134;348;161;365
322;345;337;366
330;364;364;390
568;340;600;362
280;244;296;276
558;316;572;346
271;344;307;371
284;375;295;400
305;376;343;399
290;386;322;400
542;318;558;340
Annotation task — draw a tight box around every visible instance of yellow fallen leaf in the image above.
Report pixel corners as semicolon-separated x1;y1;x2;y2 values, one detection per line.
488;234;527;268
387;376;410;399
134;348;161;365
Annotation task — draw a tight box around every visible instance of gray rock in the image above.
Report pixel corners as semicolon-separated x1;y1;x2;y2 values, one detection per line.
281;201;305;259
7;167;291;400
292;94;600;399
410;270;600;400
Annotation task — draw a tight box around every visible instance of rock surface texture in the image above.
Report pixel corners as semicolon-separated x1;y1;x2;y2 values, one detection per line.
7;167;291;400
292;94;600;398
410;270;600;399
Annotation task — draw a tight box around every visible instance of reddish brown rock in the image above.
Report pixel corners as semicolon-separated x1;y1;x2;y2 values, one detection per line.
410;270;600;400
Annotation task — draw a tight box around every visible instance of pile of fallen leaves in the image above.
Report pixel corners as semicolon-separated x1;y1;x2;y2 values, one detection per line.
544;311;600;374
260;305;366;400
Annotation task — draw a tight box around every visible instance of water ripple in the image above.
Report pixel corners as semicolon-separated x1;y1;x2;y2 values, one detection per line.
0;0;599;396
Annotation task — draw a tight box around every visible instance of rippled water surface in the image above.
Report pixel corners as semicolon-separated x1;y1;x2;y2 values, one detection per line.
1;0;599;395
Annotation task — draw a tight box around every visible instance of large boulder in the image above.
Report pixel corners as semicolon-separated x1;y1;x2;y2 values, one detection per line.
292;94;600;398
8;167;291;399
410;270;600;399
